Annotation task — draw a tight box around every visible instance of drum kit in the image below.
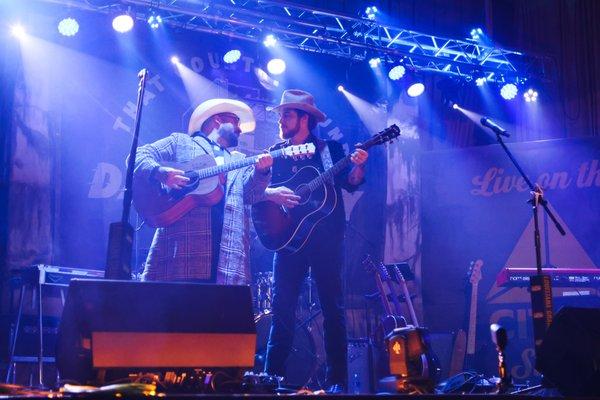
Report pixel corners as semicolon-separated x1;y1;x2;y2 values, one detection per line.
251;271;326;389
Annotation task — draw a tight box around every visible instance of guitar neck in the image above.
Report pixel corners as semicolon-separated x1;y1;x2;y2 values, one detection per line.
374;274;394;315
466;282;479;354
305;154;352;191
197;148;286;180
399;278;419;327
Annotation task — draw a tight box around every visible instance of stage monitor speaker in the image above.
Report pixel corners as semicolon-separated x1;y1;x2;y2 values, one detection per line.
536;306;600;397
56;279;256;383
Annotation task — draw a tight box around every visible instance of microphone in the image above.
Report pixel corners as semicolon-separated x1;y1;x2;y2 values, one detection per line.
481;117;510;137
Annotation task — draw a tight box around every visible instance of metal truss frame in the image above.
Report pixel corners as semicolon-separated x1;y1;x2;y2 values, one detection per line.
36;0;553;83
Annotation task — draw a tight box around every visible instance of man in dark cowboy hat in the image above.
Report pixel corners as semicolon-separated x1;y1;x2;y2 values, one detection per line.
134;98;272;284
263;89;368;393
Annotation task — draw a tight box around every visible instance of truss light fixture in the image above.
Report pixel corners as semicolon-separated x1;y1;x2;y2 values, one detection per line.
523;88;538;102
407;82;425;97
500;83;518;100
170;55;180;64
470;27;483;41
112;13;134;33
475;77;486;86
223;49;241;64
368;57;381;68
147;14;162;29
58;17;79;36
337;85;344;92
267;58;286;75
388;65;406;80
365;6;378;20
263;34;277;48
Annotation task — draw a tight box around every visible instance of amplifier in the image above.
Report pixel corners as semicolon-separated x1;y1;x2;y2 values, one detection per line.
347;338;373;394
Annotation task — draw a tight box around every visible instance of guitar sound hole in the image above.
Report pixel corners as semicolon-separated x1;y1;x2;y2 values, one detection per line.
295;184;311;205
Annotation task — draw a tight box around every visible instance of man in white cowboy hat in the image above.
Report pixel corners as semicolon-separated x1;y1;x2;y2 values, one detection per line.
134;98;272;283
262;89;368;393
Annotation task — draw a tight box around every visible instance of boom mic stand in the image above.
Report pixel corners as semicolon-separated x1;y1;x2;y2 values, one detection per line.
105;69;149;279
479;118;566;367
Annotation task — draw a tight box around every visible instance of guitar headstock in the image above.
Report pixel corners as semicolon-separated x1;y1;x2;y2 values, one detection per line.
362;254;376;273
468;259;484;285
281;143;316;160
361;254;393;281
390;264;407;283
358;124;401;151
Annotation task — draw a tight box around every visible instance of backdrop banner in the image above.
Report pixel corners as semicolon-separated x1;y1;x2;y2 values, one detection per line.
421;137;600;380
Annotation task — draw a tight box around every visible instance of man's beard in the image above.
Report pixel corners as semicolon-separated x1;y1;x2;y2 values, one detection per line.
279;119;301;140
217;123;239;147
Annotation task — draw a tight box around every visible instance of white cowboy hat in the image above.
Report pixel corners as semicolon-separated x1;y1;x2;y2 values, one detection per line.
187;98;256;135
267;89;326;122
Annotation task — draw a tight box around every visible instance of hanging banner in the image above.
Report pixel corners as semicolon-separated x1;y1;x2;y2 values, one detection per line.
421;137;600;380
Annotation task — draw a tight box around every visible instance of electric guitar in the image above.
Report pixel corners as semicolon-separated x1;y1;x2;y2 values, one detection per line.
133;143;315;228
465;259;483;370
362;255;406;337
252;124;400;254
449;259;484;374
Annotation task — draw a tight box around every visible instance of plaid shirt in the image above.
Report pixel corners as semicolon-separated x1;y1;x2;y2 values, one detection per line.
134;132;270;284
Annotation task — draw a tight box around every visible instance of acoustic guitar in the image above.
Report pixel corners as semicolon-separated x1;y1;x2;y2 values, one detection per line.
252;124;400;254
133;143;315;228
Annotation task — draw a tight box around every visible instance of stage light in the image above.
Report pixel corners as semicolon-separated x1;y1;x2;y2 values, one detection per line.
223;49;241;64
147;14;162;29
470;27;483;40
263;34;277;48
170;56;180;64
58;17;79;37
112;13;134;33
337;85;344;92
10;24;26;39
368;57;381;68
475;77;486;86
500;83;518;100
452;103;459;110
267;58;286;75
524;88;538;102
366;6;378;20
407;82;425;97
388;65;406;80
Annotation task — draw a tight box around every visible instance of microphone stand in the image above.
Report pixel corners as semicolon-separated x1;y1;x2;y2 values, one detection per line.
105;69;149;279
486;127;566;369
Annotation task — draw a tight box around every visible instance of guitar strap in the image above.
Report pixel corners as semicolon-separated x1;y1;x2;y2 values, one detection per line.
319;141;335;184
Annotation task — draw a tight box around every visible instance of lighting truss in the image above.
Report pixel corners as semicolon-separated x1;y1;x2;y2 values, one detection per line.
35;0;553;83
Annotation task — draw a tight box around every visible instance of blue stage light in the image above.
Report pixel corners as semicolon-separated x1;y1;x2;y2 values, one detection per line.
337;85;344;92
58;17;79;36
147;15;162;29
223;49;241;64
267;58;286;75
524;88;538;102
500;83;518;100
112;13;134;33
366;6;378;20
170;56;180;64
470;27;484;40
368;57;381;68
475;77;486;86
407;82;425;97
388;65;406;80
263;34;277;48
